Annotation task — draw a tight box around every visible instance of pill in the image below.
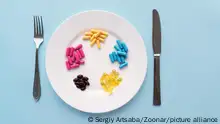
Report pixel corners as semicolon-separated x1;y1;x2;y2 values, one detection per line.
112;52;117;62
66;61;71;70
117;51;126;56
71;64;80;69
68;56;73;65
71;56;75;62
99;35;107;39
76;50;82;59
109;53;114;63
120;56;125;63
96;40;101;49
116;53;122;63
69;47;74;57
119;62;128;69
100;30;108;36
80;60;85;64
79;49;85;58
114;45;120;51
121;48;125;52
90;29;99;33
97;37;105;42
75;44;82;50
121;42;128;52
66;47;71;57
84;32;93;36
90;35;95;41
90;39;96;46
94;32;101;38
74;51;80;62
83;36;91;40
116;40;123;48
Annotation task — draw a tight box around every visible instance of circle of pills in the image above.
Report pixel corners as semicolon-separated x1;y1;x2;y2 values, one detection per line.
73;74;90;91
109;40;128;69
82;29;108;49
65;44;85;70
100;70;122;95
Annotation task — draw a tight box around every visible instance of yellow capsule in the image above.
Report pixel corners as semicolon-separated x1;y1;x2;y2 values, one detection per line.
96;40;101;49
90;34;96;41
84;32;93;36
100;30;108;36
90;29;99;34
94;32;101;38
90;39;96;46
99;34;107;39
83;36;91;40
97;37;105;42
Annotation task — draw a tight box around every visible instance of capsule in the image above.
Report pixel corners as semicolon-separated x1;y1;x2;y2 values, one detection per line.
90;29;99;34
117;51;126;56
84;32;93;36
112;52;117;62
66;61;71;70
120;56;125;63
96;40;101;49
99;34;107;39
122;42;128;52
79;49;85;58
71;64;80;69
90;39;96;46
100;30;108;36
116;53;122;63
76;50;82;59
116;40;123;49
114;45;120;51
109;53;114;63
66;47;71;57
83;36;91;40
90;34;96;41
68;56;73;65
69;47;74;57
74;51;80;62
119;62;128;69
97;37;105;42
75;44;82;50
94;32;101;38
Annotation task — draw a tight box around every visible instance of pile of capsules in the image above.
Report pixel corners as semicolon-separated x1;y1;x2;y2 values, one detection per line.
73;74;90;91
100;70;122;94
109;40;128;69
65;44;85;70
83;29;108;49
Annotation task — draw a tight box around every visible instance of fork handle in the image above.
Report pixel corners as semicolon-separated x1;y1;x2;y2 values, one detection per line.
153;56;161;106
33;48;41;102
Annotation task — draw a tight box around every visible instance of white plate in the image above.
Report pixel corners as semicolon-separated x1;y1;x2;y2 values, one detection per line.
46;10;147;113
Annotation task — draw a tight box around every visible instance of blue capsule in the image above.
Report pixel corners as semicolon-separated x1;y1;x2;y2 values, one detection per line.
109;53;114;63
120;56;125;63
112;52;117;62
116;40;123;49
117;51;126;56
121;42;128;52
116;53;122;63
119;62;128;69
114;45;120;51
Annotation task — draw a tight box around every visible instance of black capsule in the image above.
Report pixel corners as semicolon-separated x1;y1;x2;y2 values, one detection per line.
81;87;86;91
73;78;79;82
85;81;90;86
77;74;83;79
76;84;81;88
82;77;89;81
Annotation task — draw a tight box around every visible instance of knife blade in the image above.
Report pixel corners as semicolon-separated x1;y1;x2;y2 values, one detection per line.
152;9;161;106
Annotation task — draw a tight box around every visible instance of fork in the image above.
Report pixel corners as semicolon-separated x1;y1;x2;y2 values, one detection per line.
33;16;44;102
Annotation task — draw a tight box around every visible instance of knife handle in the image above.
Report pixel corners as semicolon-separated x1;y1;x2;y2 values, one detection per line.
153;56;161;106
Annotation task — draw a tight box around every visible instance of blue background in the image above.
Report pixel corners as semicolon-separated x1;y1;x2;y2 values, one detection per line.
0;0;220;123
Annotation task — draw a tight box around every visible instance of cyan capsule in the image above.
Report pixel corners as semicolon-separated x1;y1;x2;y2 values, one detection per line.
109;53;114;63
114;45;120;51
116;53;122;63
121;42;128;52
117;51;126;56
116;40;123;49
119;62;128;69
112;52;117;61
120;56;125;63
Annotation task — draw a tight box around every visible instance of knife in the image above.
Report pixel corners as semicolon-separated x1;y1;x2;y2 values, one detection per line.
152;9;161;106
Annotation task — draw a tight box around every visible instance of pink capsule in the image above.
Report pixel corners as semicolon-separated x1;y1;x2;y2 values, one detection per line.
74;51;80;62
65;61;71;70
71;55;75;62
75;44;82;50
69;47;73;57
66;47;71;57
80;60;85;64
68;56;73;65
79;48;85;58
76;50;82;59
71;64;80;69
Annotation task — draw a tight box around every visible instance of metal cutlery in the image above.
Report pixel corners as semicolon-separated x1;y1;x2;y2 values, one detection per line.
33;16;44;102
152;9;161;106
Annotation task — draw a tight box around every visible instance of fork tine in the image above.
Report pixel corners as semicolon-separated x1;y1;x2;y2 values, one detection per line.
33;16;37;36
40;16;44;36
36;16;40;36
